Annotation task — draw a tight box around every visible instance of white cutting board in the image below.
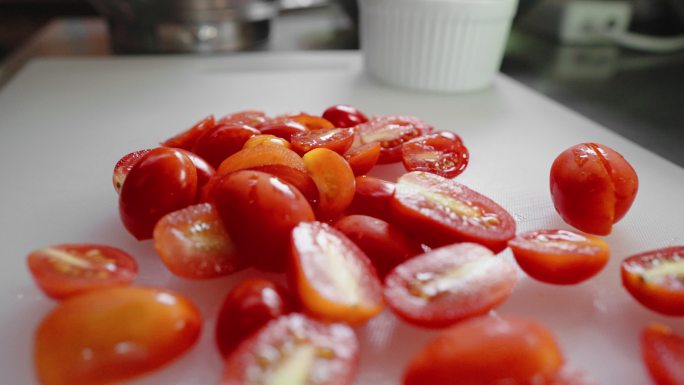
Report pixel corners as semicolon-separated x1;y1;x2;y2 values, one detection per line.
0;52;682;385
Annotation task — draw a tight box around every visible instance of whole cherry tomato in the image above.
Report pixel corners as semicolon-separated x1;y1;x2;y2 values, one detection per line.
322;104;369;128
160;115;215;150
550;143;638;235
112;149;151;193
641;323;684;385
191;124;260;168
119;147;198;240
356;116;433;163
401;131;469;178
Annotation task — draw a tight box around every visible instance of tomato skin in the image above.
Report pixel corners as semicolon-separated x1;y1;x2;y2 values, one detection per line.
356;116;433;164
243;134;291;150
191;124;260;168
119;147;198;240
258;120;308;141
334;215;422;278
384;243;518;328
390;171;516;252
344;142;381;176
403;316;564;385
303;148;356;219
291;127;355;155
177;149;215;201
401;131;469;178
112;149;151;193
322;104;369;128
347;176;395;220
247;164;320;205
160;115;215;150
214;170;315;272
641;323;684;385
289;113;335;131
215;279;295;357
550;143;638;235
621;246;684;316
217;110;268;127
222;314;359;385
217;144;307;176
34;287;202;385
27;244;137;300
508;229;610;285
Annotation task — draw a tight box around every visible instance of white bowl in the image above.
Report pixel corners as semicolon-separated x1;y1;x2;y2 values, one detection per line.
360;0;518;92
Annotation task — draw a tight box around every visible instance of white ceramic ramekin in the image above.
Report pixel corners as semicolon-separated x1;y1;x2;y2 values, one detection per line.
360;0;518;92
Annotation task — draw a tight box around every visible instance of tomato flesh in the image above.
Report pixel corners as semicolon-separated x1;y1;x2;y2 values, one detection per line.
303;148;356;219
112;149;151;193
356;116;433;163
222;314;359;385
160;115;215;150
508;229;610;285
289;113;334;131
390;171;516;252
403;316;564;385
34;287;201;385
641;323;684;385
291;127;354;155
289;221;384;325
621;246;684;316
27;244;137;300
322;104;369;128
401;131;469;178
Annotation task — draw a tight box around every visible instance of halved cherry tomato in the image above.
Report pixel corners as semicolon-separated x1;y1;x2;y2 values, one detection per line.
384;243;517;328
550;143;638;235
214;170;315;272
119;147;198;240
217;144;306;176
257;121;308;141
112;149;151;193
215;278;295;357
289;113;334;131
35;287;201;385
177;149;215;200
641;323;684;385
344;142;381;176
289;221;384;325
290;127;354;155
390;171;516;252
191;124;260;168
508;229;610;285
403;315;564;385
356;116;433;163
27;244;137;300
322;104;368;128
248;164;319;205
401;131;469;178
218;110;268;127
303;148;356;219
160;115;215;150
243;134;291;150
346;175;395;220
621;246;684;316
153;203;244;279
334;215;422;278
222;314;359;385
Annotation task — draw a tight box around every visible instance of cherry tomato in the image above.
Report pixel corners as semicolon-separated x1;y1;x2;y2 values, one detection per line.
222;314;359;385
153;203;244;279
191;124;260;168
214;170;315;272
641;323;684;385
390;171;516;252
243;134;291;150
257;120;308;141
550;143;638;235
289;221;384;325
247;164;319;205
27;244;137;300
215;278;295;357
303;148;356;219
34;287;201;385
356;116;433;163
112;149;151;193
177;149;215;200
344;142;381;176
384;243;517;328
289;113;334;131
322;104;369;128
119;147;198;240
291;127;354;155
334;215;422;278
217;144;306;176
401;131;469;178
621;246;684;316
346;175;395;220
508;229;610;285
217;110;268;127
160;115;215;150
403;316;564;385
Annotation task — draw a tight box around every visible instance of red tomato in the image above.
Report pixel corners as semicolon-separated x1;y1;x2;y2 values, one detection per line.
390;171;516;252
215;278;295;357
217;144;307;176
334;215;422;278
217;110;268;127
112;149;151;193
356;116;433;163
34;287;202;385
191;124;260;168
177;149;215;200
641;323;684;385
401;131;469;178
247;164;320;205
289;113;335;131
214;170;315;272
222;314;359;385
119;147;198;240
508;229;610;285
289;221;384;325
27;244;137;300
258;120;308;141
243;134;291;150
621;246;684;316
550;143;638;235
347;175;395;220
303;148;356;219
322;104;369;128
344;142;381;176
384;243;517;328
290;127;355;155
160;115;215;150
153;203;244;279
403;315;564;385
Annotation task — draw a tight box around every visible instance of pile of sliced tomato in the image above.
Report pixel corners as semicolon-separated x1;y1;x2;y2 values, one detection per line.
25;104;684;385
